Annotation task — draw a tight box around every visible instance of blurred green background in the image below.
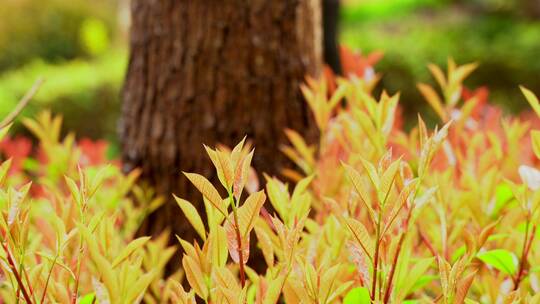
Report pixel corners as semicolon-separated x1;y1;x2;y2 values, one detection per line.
0;0;127;144
1;0;539;141
342;0;540;121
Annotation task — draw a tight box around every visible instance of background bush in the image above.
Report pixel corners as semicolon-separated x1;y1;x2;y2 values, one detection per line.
341;0;540;125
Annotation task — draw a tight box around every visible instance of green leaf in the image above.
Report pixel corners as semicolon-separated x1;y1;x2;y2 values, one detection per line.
452;246;466;263
79;293;95;304
494;183;514;215
477;249;518;275
410;275;438;293
399;257;435;296
343;287;371;304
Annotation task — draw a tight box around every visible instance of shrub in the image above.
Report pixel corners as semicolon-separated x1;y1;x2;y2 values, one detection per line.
0;0;117;71
1;61;540;303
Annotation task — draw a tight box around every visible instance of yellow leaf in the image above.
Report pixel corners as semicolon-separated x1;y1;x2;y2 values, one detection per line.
329;82;348;109
379;158;401;204
450;62;478;85
217;149;234;190
125;270;156;303
284;129;315;166
0;159;12;186
204;145;227;189
344;218;374;260
64;176;82;206
531;130;540;160
175;195;206;240
342;163;376;223
230;136;247;166
353;108;381;150
304;262;318;296
521;86;540;118
358;156;380;191
438;256;451;297
320;264;342;300
176;235;197;258
183;172;227;216
80;225;119;301
233;149;254;200
418;83;447;121
265;176;289;221
182;255;208;299
418;114;428;147
212;266;241;293
254;226;274;267
209;225;228;267
112;236;151;268
237;190;266;238
428;63;447;89
169;281;196;304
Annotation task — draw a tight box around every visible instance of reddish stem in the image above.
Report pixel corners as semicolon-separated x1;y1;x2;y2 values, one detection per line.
234;222;246;287
513;222;535;290
383;207;415;303
383;233;406;303
418;226;438;257
232;200;246;287
2;242;33;304
371;219;381;300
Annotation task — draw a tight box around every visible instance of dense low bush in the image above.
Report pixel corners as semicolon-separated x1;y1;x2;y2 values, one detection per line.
1;61;540;303
0;49;126;140
342;4;540;120
0;0;117;71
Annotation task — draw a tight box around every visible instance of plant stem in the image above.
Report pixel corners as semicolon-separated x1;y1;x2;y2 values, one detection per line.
72;194;88;304
231;197;246;287
2;242;33;304
21;262;36;303
41;253;59;303
0;78;43;129
513;219;535;290
382;182;421;303
371;212;382;300
382;232;405;304
418;226;438;257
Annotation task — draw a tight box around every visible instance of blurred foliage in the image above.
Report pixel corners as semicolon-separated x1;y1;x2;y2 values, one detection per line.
0;49;127;141
0;0;123;141
1;0;539;141
342;0;446;22
79;17;111;57
0;0;117;71
341;0;540;119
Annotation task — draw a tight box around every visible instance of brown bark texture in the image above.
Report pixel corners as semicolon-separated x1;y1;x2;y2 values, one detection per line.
120;0;322;244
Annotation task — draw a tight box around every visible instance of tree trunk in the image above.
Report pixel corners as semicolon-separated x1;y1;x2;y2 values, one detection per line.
323;0;341;74
120;1;322;244
524;0;540;18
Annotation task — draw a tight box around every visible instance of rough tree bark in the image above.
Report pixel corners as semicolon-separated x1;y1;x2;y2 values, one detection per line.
120;1;322;243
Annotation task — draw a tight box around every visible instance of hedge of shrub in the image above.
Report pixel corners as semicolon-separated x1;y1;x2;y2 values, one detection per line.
1;60;540;303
